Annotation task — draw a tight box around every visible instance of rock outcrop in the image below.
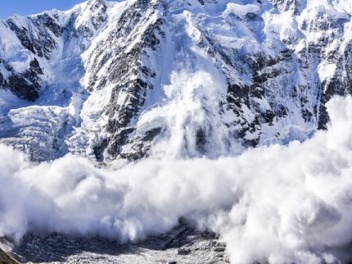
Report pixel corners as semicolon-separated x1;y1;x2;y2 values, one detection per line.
0;0;351;162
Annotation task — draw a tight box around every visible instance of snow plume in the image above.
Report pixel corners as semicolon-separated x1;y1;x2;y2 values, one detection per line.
140;69;243;158
1;97;352;263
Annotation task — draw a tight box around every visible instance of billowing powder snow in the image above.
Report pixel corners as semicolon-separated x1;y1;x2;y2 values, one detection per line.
1;96;352;263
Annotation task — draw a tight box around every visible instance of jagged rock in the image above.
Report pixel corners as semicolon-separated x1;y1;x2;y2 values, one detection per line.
0;0;351;162
177;248;191;255
0;248;18;264
1;221;229;264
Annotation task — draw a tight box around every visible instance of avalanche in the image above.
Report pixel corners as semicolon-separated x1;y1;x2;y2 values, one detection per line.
1;0;352;263
1;96;352;263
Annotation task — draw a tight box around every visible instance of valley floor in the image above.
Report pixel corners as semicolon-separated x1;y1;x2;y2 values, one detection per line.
0;222;229;264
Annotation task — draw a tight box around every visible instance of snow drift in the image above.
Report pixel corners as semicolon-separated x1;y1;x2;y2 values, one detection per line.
0;96;352;263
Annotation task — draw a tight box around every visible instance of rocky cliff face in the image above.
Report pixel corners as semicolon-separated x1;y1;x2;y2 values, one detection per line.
0;0;351;162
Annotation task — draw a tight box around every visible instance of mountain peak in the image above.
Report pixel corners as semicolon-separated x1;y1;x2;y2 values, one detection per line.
75;0;107;32
0;0;351;161
269;0;306;13
87;0;106;7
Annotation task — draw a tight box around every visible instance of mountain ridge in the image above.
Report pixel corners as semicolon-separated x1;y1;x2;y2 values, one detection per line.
0;0;351;162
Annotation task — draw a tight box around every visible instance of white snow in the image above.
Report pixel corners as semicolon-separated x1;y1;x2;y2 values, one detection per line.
0;0;352;262
0;96;352;264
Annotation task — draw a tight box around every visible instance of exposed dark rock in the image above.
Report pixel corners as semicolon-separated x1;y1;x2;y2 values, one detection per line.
0;0;351;162
0;72;4;87
7;75;39;101
0;247;18;264
2;220;229;263
177;248;191;255
6;19;36;54
196;128;207;153
38;13;63;37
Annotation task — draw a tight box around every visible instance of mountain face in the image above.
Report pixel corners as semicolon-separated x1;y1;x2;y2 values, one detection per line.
0;0;351;162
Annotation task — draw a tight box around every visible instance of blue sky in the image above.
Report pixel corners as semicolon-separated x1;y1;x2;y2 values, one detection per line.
0;0;85;19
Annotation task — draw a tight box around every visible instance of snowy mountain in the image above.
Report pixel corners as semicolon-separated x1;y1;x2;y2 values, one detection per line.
0;0;351;162
2;1;352;263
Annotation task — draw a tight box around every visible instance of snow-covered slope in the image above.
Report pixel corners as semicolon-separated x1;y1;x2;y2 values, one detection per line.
0;0;351;162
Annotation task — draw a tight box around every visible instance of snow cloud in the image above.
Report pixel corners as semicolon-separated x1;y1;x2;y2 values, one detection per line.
1;96;352;263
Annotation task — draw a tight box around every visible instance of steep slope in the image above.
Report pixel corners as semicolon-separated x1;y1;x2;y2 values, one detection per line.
0;0;107;160
0;0;351;162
